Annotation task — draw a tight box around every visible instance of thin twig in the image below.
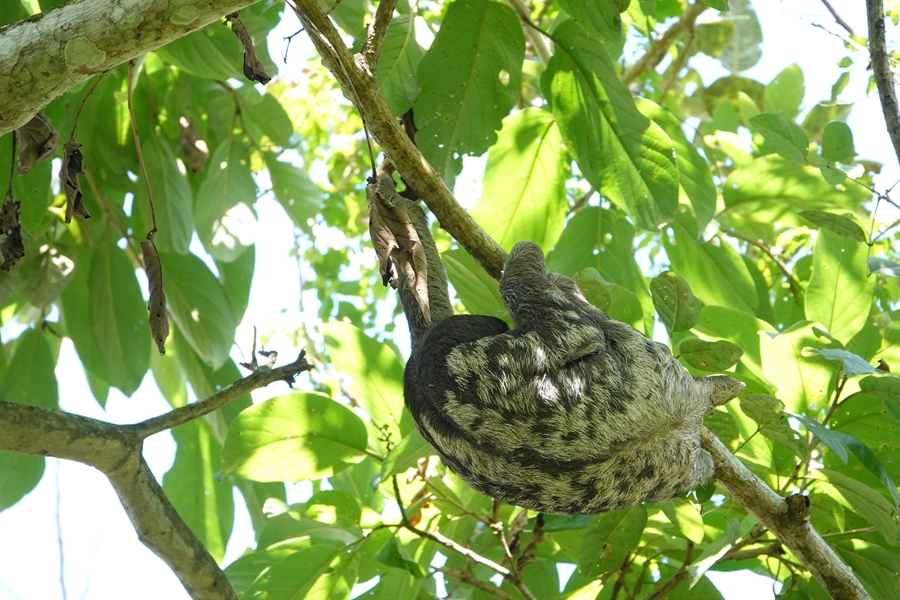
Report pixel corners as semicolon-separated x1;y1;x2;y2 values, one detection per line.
438;567;518;600
820;0;855;36
724;229;803;299
506;0;552;66
127;61;157;237
867;0;900;170
6;134;14;196
132;352;311;438
362;0;398;70
70;73;107;140
622;2;708;85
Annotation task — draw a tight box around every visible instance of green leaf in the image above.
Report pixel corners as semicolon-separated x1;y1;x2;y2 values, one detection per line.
376;536;426;579
650;271;702;333
869;257;900;278
135;134;193;254
265;152;322;233
813;348;879;376
815;469;899;543
663;221;758;314
442;249;504;318
376;15;425;115
659;498;705;544
60;246;110;405
636;98;717;232
194;137;257;262
151;349;187;408
0;453;44;512
805;230;875;342
798;210;867;243
832;431;900;509
556;0;623;54
243;544;358;600
740;393;784;425
0;139;51;230
90;241;150;397
544;20;678;230
0;328;58;409
791;412;849;464
18;246;74;309
764;64;805;118
413;0;525;179
154;23;242;80
472;108;567;251
718;0;762;73
163;419;234;562
760;322;834;413
161;251;237;370
578;505;647;577
222;392;368;482
679;339;743;371
217;244;254;326
239;91;294;148
321;321;406;441
573;270;612;312
836;540;900;600
381;429;432;480
822;121;855;163
749;113;809;164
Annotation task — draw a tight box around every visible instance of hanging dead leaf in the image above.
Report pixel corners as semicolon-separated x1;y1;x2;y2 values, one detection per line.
366;172;431;324
178;116;209;174
0;190;24;272
227;13;271;84
15;112;60;175
140;239;169;355
60;140;91;224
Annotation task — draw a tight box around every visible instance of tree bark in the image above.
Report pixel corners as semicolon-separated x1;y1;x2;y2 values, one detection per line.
0;0;262;136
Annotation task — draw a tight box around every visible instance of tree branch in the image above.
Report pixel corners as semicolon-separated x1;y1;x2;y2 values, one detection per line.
700;427;872;600
506;0;551;66
362;0;398;71
867;0;900;170
0;352;311;600
286;0;508;279
0;0;263;136
622;2;708;85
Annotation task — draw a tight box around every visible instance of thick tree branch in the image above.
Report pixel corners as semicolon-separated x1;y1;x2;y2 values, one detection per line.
0;0;263;136
0;354;311;600
867;0;900;169
286;0;508;279
700;427;872;600
622;2;708;85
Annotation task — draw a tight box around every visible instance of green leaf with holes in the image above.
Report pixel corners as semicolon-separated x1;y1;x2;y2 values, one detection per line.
650;271;702;333
679;339;743;371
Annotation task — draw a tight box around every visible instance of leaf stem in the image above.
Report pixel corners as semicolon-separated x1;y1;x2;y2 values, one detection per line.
127;61;157;238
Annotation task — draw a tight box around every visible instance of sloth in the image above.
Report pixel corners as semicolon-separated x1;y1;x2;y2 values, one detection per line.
376;173;744;515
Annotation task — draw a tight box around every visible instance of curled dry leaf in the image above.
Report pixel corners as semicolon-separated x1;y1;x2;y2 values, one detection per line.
140;239;169;355
0;190;25;272
15;112;59;175
366;172;431;324
228;14;271;84
178;116;209;174
60;140;91;224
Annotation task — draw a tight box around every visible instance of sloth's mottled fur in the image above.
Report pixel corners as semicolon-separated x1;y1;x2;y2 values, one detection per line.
380;173;744;515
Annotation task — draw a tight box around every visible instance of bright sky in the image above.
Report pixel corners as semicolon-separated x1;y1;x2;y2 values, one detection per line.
0;1;896;599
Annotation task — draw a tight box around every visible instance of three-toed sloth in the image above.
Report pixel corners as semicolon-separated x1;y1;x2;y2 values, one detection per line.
374;173;743;515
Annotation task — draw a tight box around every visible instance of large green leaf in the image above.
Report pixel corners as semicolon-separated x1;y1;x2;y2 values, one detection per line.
321;321;406;442
222;393;368;482
376;14;425;116
217;244;254;326
659;498;705;544
718;0;762;73
163;419;234;562
381;429;432;480
194;137;257;262
814;469;899;543
805;230;874;343
650;270;702;333
0;453;44;513
836;541;900;600
578;505;647;577
759;321;834;413
663;221;758;314
265;152;322;233
556;0;623;53
154;23;242;80
0;139;51;230
239;90;294;148
749;113;809;164
544;20;678;230
635;98;716;232
243;544;358;600
413;0;525;179
161;251;237;370
442;249;505;318
135;134;193;254
764;64;805;118
89;241;150;396
472;108;567;251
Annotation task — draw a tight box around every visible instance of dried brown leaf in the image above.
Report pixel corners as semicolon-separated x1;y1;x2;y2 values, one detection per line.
15;112;59;175
229;15;271;84
60;140;91;224
0;191;24;272
366;172;431;324
178;116;209;174
140;239;169;355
